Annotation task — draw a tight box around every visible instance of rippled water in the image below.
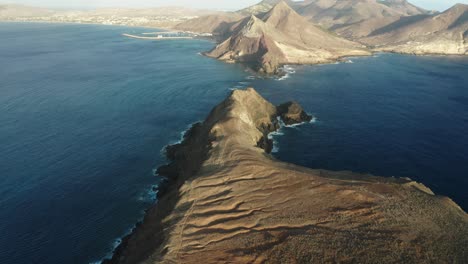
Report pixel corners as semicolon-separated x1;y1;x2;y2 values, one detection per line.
0;23;247;264
0;23;467;264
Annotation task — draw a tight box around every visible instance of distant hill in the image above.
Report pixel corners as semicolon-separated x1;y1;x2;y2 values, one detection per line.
236;0;300;15
0;4;220;28
294;0;429;38
0;4;216;18
174;13;244;39
361;4;468;55
237;0;430;38
0;4;55;19
378;0;428;15
76;7;218;18
175;0;429;39
206;1;369;74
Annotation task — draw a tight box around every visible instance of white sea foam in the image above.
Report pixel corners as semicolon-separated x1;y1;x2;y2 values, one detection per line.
285;122;305;128
268;130;284;153
284;117;317;128
268;130;285;139
271;144;280;153
137;184;158;202
91;226;136;263
267;116;317;153
94;179;165;263
277;65;296;81
160;121;203;156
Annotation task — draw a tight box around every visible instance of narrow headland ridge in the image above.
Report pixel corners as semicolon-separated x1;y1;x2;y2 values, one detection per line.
105;88;468;264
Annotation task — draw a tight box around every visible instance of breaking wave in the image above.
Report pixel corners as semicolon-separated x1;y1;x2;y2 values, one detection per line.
268;116;317;153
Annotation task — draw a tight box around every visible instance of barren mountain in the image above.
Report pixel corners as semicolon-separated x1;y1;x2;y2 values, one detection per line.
235;0;429;38
361;4;468;55
237;0;301;16
295;0;429;38
205;2;369;74
174;0;296;35
174;13;244;39
105;88;468;264
379;0;428;15
173;0;430;39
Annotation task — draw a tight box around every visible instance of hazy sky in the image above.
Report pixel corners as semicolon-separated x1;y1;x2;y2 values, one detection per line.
2;0;467;11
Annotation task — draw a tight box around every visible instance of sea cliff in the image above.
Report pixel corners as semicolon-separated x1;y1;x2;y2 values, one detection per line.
106;88;467;264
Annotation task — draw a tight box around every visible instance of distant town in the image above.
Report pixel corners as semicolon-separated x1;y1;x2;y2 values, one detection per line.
0;4;218;28
3;14;197;28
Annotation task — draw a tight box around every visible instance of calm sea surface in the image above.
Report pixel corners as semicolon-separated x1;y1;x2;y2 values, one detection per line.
0;23;467;264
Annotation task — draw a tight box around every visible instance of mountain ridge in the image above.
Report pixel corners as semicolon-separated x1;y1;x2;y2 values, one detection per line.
205;1;370;74
174;0;430;39
361;3;468;54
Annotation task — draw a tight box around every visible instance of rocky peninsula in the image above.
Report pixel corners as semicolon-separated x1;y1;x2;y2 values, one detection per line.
204;2;370;74
105;88;467;264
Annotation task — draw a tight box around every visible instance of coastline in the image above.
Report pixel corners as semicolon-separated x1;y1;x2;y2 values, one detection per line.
104;88;468;263
7;20;462;75
6;20;464;262
0;20;175;31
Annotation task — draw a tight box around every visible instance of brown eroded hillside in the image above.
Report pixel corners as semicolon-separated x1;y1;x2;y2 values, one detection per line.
174;13;245;39
237;0;301;16
173;0;430;39
205;1;369;74
295;0;429;38
361;3;468;55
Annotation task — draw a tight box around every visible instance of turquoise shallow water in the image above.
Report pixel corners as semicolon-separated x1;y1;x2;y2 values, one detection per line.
0;23;467;264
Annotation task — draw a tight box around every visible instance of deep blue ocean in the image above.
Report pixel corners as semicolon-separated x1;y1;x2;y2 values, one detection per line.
0;23;467;264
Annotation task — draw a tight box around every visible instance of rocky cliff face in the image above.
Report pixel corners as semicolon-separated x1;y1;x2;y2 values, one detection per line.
205;2;370;74
105;88;467;264
361;4;468;55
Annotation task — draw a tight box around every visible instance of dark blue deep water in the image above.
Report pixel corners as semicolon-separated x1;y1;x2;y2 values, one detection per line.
0;23;467;264
252;55;468;211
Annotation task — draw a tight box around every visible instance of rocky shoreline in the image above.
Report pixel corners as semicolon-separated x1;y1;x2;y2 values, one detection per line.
105;88;467;264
